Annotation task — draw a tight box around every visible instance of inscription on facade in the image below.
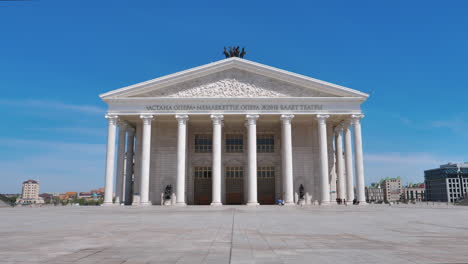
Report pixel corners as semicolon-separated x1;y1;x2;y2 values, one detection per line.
145;104;323;111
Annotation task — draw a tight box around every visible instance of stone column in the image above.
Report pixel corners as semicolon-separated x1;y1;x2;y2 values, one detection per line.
335;125;346;200
211;114;223;206
246;114;259;205
280;114;295;205
103;114;119;205
139;114;153;206
351;114;367;204
176;114;189;206
115;122;127;204
343;121;354;203
124;126;135;205
316;114;330;205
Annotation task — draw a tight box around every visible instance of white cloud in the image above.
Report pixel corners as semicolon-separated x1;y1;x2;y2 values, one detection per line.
364;152;466;185
0;99;105;115
29;127;106;137
431;119;468;135
0;138;106;194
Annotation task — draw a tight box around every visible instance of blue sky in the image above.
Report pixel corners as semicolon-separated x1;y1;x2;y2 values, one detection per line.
1;0;467;193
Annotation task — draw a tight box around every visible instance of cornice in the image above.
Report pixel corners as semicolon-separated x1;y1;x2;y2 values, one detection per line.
103;96;366;104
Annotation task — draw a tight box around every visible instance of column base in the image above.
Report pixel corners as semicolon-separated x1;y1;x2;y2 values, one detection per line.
357;201;368;205
319;201;331;206
246;202;259;206
283;202;296;206
175;202;187;206
139;202;152;206
210;202;223;206
101;202;115;206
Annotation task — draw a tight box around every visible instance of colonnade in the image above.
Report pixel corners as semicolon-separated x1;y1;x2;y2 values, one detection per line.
102;113;366;206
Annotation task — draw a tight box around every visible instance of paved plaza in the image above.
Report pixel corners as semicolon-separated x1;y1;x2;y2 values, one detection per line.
1;205;468;264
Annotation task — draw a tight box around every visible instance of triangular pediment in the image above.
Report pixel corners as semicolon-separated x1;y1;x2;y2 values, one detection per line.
100;58;369;100
129;69;334;98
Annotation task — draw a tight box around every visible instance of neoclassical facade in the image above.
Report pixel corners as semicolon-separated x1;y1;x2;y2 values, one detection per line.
100;58;369;206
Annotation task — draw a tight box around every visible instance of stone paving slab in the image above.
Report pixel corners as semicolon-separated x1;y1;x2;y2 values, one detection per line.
1;205;468;263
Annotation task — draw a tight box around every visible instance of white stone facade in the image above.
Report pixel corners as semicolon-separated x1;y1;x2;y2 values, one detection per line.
100;58;369;206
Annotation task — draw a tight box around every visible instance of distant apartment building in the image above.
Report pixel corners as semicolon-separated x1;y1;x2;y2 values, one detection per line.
381;178;402;202
403;183;425;202
425;162;468;202
17;179;44;204
365;184;384;203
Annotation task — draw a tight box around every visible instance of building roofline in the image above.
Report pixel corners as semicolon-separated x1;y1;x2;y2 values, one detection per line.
99;58;370;100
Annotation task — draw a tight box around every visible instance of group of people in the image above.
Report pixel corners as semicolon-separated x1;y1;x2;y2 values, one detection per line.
336;198;347;205
276;198;361;205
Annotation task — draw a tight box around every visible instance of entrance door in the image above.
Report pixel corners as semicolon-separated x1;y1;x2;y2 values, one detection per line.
226;166;244;205
258;166;275;204
194;167;212;205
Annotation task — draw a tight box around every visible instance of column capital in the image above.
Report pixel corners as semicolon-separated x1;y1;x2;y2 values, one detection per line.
140;114;154;125
280;114;294;124
175;114;189;125
350;114;365;124
315;114;330;124
105;114;119;125
245;114;259;125
210;114;224;125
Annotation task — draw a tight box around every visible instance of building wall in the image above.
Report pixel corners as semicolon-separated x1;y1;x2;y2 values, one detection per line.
403;187;425;201
424;166;468;202
382;179;402;202
327;123;337;202
150;119;178;204
22;182;39;200
144;116;323;205
366;187;384;202
187;118;213;205
292;119;319;204
132;122;142;204
425;176;448;202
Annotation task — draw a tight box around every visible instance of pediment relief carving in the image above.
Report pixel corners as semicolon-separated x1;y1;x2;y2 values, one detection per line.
130;69;336;98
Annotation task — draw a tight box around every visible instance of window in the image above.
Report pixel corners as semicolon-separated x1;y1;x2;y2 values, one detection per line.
194;167;212;179
225;134;243;153
225;166;244;178
257;134;275;153
195;135;212;153
258;166;275;178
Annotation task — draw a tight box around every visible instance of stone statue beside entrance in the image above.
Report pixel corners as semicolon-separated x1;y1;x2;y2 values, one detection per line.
161;185;174;206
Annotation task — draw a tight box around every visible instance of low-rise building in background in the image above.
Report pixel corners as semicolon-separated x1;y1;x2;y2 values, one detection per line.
365;183;384;203
381;177;402;202
403;183;425;202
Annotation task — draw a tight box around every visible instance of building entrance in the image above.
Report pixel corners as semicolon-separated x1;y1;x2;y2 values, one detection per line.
194;167;212;205
225;166;244;205
258;166;275;204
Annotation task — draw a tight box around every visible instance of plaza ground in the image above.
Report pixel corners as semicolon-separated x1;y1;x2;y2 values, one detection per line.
1;205;468;264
